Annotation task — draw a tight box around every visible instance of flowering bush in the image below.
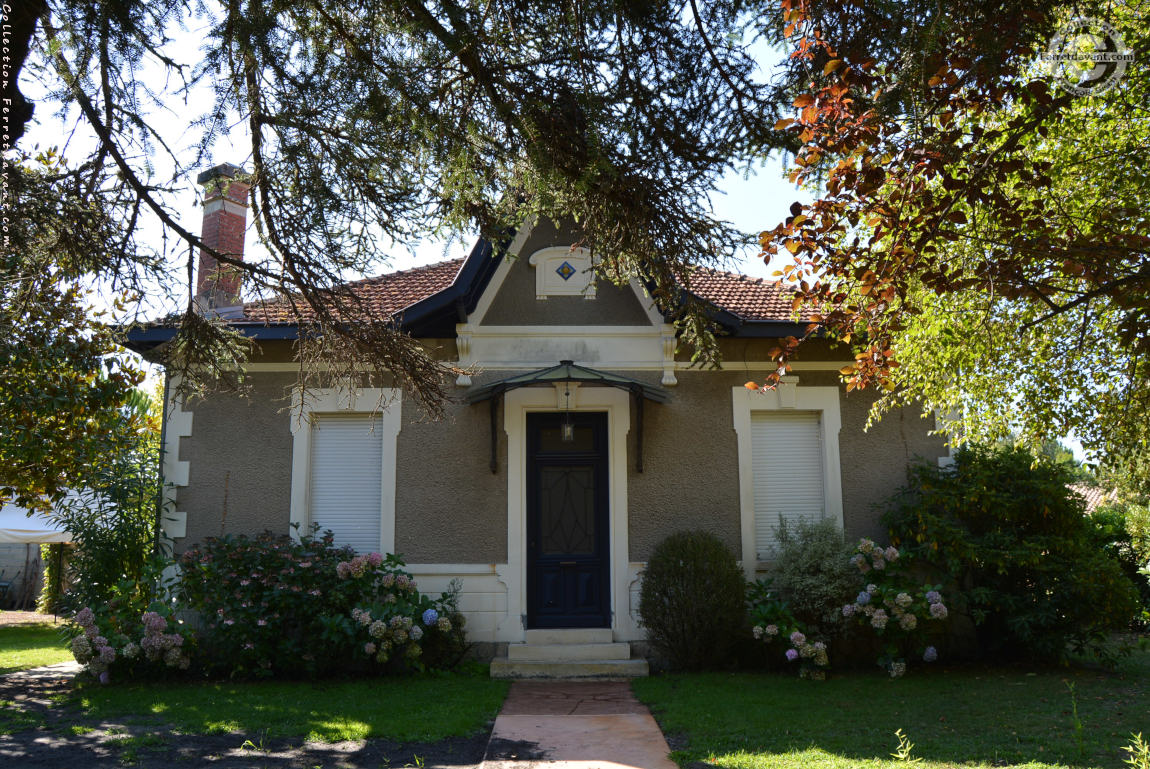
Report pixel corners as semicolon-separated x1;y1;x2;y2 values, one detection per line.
841;540;947;677
177;528;465;677
67;576;194;683
748;579;831;680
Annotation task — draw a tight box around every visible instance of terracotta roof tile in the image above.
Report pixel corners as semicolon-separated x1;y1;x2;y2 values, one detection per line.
241;258;465;323
237;255;804;326
1070;483;1118;514
686;265;811;322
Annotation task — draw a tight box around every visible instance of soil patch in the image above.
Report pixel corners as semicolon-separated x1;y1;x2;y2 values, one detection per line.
0;671;490;768
0;611;64;627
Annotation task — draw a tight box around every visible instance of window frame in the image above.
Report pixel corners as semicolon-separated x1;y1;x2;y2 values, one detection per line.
289;388;402;553
731;381;843;575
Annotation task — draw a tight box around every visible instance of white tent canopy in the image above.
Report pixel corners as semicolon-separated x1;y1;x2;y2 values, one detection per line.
0;498;76;544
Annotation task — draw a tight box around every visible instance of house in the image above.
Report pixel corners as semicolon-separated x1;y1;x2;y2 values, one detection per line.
126;165;948;673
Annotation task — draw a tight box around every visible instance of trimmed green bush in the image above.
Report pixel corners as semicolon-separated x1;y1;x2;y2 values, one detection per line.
638;530;744;670
884;444;1141;662
766;517;857;636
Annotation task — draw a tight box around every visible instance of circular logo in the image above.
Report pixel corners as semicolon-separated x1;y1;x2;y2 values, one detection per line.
1041;17;1134;95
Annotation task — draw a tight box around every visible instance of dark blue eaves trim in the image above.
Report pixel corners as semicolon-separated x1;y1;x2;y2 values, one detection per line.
395;237;503;336
123;323;301;353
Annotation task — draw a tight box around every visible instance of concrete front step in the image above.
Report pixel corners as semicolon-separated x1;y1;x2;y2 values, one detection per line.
508;641;632;661
490;657;649;679
525;628;614;645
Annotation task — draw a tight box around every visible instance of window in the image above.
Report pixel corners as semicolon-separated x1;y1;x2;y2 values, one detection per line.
732;383;843;572
308;414;384;553
750;411;825;560
527;246;597;299
289;388;402;554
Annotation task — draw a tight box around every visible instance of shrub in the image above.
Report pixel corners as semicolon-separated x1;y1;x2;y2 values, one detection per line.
747;579;830;679
884;444;1141;662
765;517;857;637
840;539;949;677
66;556;195;682
638;530;745;670
1091;504;1150;620
177;527;465;678
52;388;163;613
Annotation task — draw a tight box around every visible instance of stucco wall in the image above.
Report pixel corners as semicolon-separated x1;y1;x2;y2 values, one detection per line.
480;219;653;326
626;371;742;562
176;373;296;547
171;365;945;561
393;395;507;563
624;369;948;560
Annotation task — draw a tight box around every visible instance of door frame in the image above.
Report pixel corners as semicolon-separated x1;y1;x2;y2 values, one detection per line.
497;384;635;641
525;411;610;628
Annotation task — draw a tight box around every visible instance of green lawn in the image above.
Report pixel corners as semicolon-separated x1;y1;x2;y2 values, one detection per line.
72;666;510;743
0;623;73;674
633;648;1150;769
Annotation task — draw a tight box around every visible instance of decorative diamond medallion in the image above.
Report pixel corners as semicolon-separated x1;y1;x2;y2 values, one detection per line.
555;261;577;281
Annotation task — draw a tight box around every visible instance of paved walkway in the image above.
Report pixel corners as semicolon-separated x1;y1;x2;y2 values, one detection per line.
481;681;676;769
1;660;81;683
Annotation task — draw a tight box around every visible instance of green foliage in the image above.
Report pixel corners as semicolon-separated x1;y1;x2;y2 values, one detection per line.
65;556;195;681
1;154;147;511
14;1;786;414
841;540;950;676
885;444;1141;662
37;543;68;614
764;517;857;635
1092;502;1150;623
50;386;162;613
176;528;465;678
1123;733;1150;769
747;579;830;679
638;530;745;671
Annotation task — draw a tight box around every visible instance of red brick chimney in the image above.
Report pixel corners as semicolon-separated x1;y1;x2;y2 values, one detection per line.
195;163;250;310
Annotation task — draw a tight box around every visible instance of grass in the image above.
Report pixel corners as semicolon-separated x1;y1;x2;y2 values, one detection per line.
0;622;73;673
0;699;46;734
633;646;1150;769
72;666;510;743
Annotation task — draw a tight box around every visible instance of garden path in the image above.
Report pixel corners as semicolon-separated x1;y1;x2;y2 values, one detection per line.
481;680;676;769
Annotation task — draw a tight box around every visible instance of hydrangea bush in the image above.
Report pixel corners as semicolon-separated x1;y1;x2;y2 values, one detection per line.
841;539;948;677
67;582;194;683
176;528;466;678
748;579;831;680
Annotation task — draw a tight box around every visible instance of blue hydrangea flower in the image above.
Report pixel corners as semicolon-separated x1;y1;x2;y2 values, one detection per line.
422;608;439;626
923;645;938;662
856;591;871;606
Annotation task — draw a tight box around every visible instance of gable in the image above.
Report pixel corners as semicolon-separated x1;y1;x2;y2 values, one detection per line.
477;218;656;327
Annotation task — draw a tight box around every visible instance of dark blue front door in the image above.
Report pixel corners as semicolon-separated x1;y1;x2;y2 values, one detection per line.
526;412;610;629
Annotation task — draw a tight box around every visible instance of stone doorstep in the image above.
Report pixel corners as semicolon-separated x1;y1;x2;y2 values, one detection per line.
524;628;613;645
508;642;632;661
490;657;649;679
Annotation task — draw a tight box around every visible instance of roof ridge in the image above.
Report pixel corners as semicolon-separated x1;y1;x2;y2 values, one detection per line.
688;263;796;291
346;256;466;287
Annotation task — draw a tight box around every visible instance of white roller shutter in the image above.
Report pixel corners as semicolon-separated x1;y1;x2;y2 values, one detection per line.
751;411;825;559
308;413;384;553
